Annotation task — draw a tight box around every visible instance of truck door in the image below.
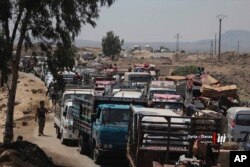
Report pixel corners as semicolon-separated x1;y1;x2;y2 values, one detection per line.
92;107;102;144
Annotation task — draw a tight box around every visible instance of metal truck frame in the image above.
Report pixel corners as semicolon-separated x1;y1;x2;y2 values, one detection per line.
127;106;222;167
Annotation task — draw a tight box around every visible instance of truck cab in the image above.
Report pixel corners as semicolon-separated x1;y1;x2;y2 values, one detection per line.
124;72;152;87
60;89;94;106
226;107;250;142
56;99;77;144
91;104;131;163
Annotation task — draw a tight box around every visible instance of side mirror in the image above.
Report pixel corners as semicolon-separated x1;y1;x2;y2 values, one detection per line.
63;112;67;117
91;113;96;122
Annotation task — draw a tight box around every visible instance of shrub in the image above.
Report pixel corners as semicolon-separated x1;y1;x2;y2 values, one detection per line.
172;65;197;76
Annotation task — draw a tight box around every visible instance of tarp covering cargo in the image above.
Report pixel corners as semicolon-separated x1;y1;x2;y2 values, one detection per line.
153;94;182;102
95;80;115;85
200;74;219;85
201;84;237;98
165;76;186;81
150;81;176;89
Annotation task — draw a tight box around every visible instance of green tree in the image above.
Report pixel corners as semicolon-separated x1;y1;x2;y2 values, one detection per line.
0;0;115;144
172;65;197;76
102;31;124;60
47;43;75;79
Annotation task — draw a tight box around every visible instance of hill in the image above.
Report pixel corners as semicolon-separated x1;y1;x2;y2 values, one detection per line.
75;30;250;53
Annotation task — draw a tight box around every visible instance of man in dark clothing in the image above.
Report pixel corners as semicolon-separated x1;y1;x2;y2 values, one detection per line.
35;101;48;136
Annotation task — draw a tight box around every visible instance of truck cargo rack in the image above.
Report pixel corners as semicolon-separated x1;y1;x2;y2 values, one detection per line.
128;107;222;166
64;84;94;90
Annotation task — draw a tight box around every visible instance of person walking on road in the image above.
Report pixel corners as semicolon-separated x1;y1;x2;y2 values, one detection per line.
35;101;48;136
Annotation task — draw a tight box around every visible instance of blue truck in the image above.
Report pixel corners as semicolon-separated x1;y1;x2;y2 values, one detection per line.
71;96;147;164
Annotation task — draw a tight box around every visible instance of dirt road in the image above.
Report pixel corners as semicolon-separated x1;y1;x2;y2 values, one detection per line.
30;112;98;167
30;113;127;167
1;72;127;167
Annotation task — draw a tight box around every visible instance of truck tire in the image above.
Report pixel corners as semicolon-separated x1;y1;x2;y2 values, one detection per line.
56;127;61;139
92;146;102;164
78;135;88;155
60;131;66;144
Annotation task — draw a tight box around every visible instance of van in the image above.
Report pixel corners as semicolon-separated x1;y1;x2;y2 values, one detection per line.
226;107;250;141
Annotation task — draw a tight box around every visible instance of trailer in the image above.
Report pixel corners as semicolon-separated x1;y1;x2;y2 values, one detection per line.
127;106;222;167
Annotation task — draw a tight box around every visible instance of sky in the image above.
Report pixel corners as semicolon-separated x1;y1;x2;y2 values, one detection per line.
78;0;250;42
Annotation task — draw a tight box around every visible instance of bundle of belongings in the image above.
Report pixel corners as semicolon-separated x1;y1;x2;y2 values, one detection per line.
201;85;238;98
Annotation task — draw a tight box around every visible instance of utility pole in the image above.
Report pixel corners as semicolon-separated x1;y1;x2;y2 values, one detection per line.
214;33;217;55
174;33;181;53
237;41;240;55
216;14;226;62
210;41;214;58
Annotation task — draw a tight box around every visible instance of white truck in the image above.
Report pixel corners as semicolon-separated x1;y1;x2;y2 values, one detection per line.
226;107;250;142
54;99;76;144
147;81;176;100
54;88;94;144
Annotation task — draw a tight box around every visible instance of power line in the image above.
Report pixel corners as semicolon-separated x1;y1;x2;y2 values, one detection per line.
214;33;217;55
210;41;214;58
216;14;227;62
237;41;240;55
174;33;182;53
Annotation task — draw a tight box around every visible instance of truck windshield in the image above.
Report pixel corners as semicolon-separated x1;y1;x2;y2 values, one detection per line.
129;75;152;82
236;114;250;126
102;109;129;125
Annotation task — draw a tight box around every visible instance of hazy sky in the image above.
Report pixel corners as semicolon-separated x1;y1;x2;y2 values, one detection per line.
78;0;250;42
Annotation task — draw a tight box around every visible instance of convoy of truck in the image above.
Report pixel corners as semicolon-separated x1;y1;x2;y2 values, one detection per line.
48;65;250;167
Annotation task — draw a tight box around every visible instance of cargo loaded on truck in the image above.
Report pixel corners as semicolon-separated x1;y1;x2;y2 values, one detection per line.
127;106;222;167
71;96;148;164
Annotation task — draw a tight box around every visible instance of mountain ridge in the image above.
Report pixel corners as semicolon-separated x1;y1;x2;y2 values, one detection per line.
75;30;250;53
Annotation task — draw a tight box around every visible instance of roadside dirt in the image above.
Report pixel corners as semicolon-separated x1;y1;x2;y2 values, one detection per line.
0;72;49;142
0;72;121;167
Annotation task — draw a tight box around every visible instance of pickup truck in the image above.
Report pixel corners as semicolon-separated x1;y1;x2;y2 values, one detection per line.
54;87;94;144
127;106;222;167
71;96;147;164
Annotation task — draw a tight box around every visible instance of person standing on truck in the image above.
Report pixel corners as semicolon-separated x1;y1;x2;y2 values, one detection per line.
128;64;132;72
113;63;118;71
35;101;48;136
